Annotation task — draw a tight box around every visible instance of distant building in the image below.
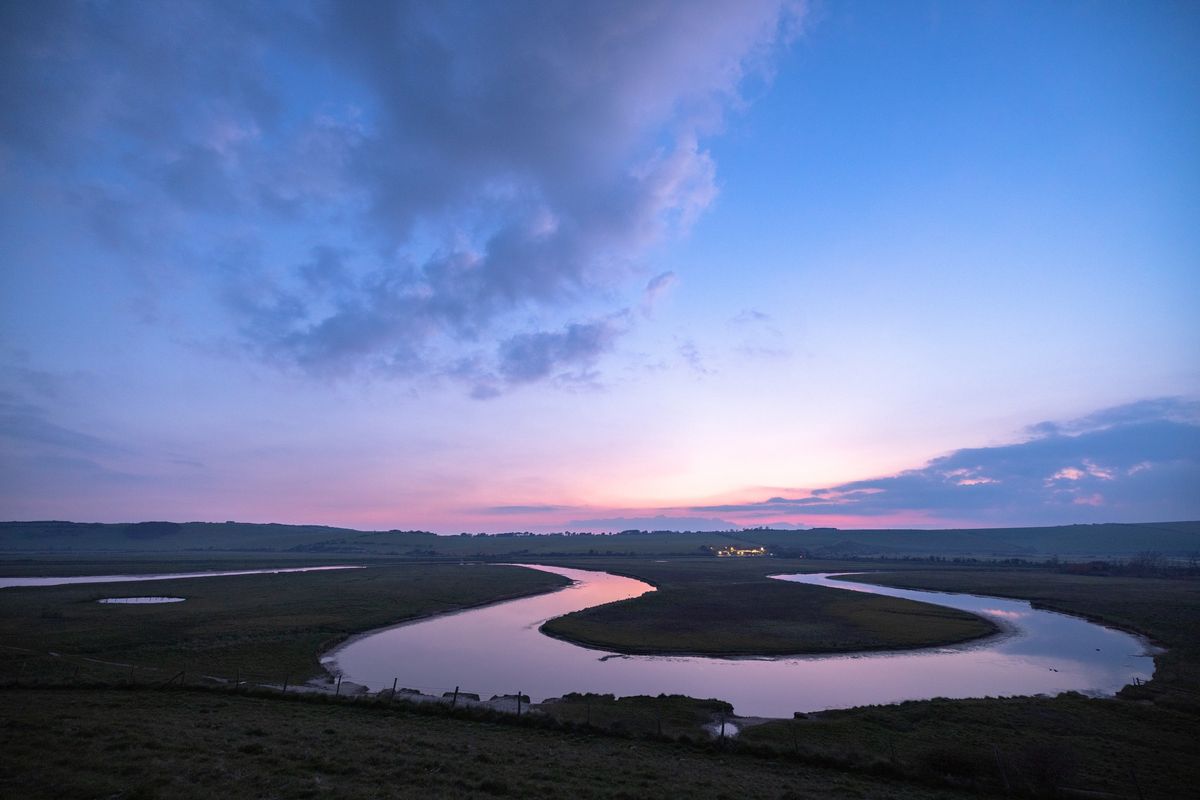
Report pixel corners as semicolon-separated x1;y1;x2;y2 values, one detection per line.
714;545;770;557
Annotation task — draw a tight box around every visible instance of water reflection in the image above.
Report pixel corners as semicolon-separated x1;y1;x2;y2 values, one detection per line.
329;565;1156;718
97;596;185;604
0;565;359;589
979;608;1029;620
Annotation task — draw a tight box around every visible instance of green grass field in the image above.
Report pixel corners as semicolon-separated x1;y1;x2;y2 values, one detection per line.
739;692;1200;798
538;557;998;655
0;564;568;684
4;553;1199;797
0;687;977;800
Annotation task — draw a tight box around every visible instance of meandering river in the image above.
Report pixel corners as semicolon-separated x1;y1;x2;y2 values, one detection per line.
327;564;1156;717
3;561;1155;716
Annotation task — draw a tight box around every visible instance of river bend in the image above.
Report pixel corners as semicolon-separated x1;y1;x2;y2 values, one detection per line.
327;565;1156;717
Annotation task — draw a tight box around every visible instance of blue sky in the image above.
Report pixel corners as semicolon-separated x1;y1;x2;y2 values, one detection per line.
1;1;1197;531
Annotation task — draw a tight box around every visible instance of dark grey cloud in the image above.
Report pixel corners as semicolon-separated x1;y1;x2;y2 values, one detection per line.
2;1;799;395
497;318;625;384
451;313;627;398
1;1;281;164
694;398;1200;524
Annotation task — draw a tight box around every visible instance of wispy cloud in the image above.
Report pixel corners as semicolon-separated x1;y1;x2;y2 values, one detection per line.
0;393;125;457
640;271;679;317
693;398;1200;525
0;392;147;510
566;515;738;532
484;504;575;515
730;308;792;359
677;339;712;375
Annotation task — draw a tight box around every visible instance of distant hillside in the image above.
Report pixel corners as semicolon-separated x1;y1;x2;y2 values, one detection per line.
0;521;365;553
0;520;1197;559
734;522;1200;559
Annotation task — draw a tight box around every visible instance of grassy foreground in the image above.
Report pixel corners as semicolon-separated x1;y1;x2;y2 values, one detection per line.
5;555;1199;797
0;563;569;684
539;558;998;655
735;567;1200;798
0;687;975;800
741;693;1199;799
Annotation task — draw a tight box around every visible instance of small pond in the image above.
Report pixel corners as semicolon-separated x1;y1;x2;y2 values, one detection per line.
97;596;186;604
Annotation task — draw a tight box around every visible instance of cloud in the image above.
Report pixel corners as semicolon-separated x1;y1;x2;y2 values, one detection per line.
1027;398;1200;437
566;515;738;532
640;271;679;316
730;308;792;359
497;317;626;385
732;309;771;324
484;504;574;515
0;393;125;456
694;398;1200;525
0;2;281;163
0;393;143;504
2;1;802;395
677;339;712;375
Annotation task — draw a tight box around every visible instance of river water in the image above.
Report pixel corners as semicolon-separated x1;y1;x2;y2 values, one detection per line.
327;564;1156;717
97;596;186;604
0;565;360;589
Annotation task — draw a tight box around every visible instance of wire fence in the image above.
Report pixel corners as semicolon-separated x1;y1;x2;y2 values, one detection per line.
1;646;545;718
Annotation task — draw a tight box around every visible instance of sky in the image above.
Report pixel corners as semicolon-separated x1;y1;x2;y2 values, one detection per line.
1;0;1197;532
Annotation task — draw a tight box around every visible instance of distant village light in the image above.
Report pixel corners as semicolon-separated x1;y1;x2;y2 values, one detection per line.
714;545;770;557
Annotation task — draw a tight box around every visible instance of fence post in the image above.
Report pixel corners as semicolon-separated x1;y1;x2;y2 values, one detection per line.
282;675;289;694
451;686;459;708
993;745;1011;793
1129;762;1145;800
516;692;522;717
335;675;342;696
390;677;397;702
